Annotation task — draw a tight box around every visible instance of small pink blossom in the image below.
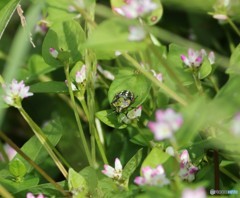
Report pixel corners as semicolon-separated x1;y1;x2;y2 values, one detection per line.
102;158;122;180
114;0;158;19
26;192;45;198
182;187;206;198
148;109;183;141
208;51;215;65
134;165;170;186
181;48;205;68
0;144;17;161
179;150;198;182
151;69;163;82
231;113;240;136
49;48;58;58
75;65;86;84
128;26;146;41
2;79;33;106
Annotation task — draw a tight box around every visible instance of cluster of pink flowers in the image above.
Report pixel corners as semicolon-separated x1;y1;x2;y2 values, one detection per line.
148;108;183;141
113;0;158;19
179;150;198;182
181;48;215;68
2;79;33;106
134;165;170;186
75;65;86;84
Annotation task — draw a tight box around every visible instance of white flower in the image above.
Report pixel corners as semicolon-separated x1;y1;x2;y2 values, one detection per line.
208;51;215;65
148;109;183;141
49;48;58;58
179;150;198;182
97;65;115;80
165;146;175;156
102;158;122;180
2;79;33;106
115;0;158;19
0;144;17;161
75;65;86;84
182;188;206;198
128;26;146;41
181;48;205;68
151;69;163;82
134;165;170;186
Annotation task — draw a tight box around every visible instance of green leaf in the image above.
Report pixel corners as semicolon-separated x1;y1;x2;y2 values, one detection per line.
198;60;212;79
9;158;27;178
0;0;19;40
130;130;153;147
227;44;240;75
108;68;151;109
84;18;147;59
42;20;85;66
95;109;127;129
46;0;79;23
30;81;68;93
167;43;193;85
141;147;170;169
21;55;59;82
122;148;143;181
12;118;63;172
68;168;88;198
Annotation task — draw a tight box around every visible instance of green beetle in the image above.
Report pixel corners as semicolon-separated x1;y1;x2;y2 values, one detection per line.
111;90;135;113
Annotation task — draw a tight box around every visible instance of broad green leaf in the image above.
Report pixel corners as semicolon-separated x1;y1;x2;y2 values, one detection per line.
68;168;88;198
226;44;240;75
9;158;27;178
141;147;170;169
95;110;127;129
0;175;39;194
20;55;59;82
46;0;79;23
108;68;151;109
0;0;19;40
42;20;85;66
130;130;153;147
122;148;143;181
12;118;63;172
198;60;212;79
167;43;193;85
84;18;147;59
30;81;68;93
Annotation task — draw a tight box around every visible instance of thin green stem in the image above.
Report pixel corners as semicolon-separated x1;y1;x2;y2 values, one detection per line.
220;167;240;183
18;108;68;178
0;185;14;198
192;72;203;94
227;18;240;37
0;131;69;197
64;65;93;167
123;53;188;106
209;76;219;93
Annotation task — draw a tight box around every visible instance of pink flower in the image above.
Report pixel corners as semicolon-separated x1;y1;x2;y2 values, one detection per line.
49;48;58;58
128;26;146;41
179;150;198;182
148;109;183;141
2;79;33;106
151;70;163;82
114;0;158;19
75;65;86;84
0;144;17;161
26;193;45;198
182;187;206;198
102;158;122;180
181;48;204;68
134;165;170;186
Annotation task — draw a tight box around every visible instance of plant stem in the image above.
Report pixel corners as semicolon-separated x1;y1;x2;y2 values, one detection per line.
18;107;68;178
123;53;188;106
227;18;240;37
220;167;240;183
213;150;220;191
0;131;69;197
64;65;93;167
193;72;203;94
0;185;14;198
